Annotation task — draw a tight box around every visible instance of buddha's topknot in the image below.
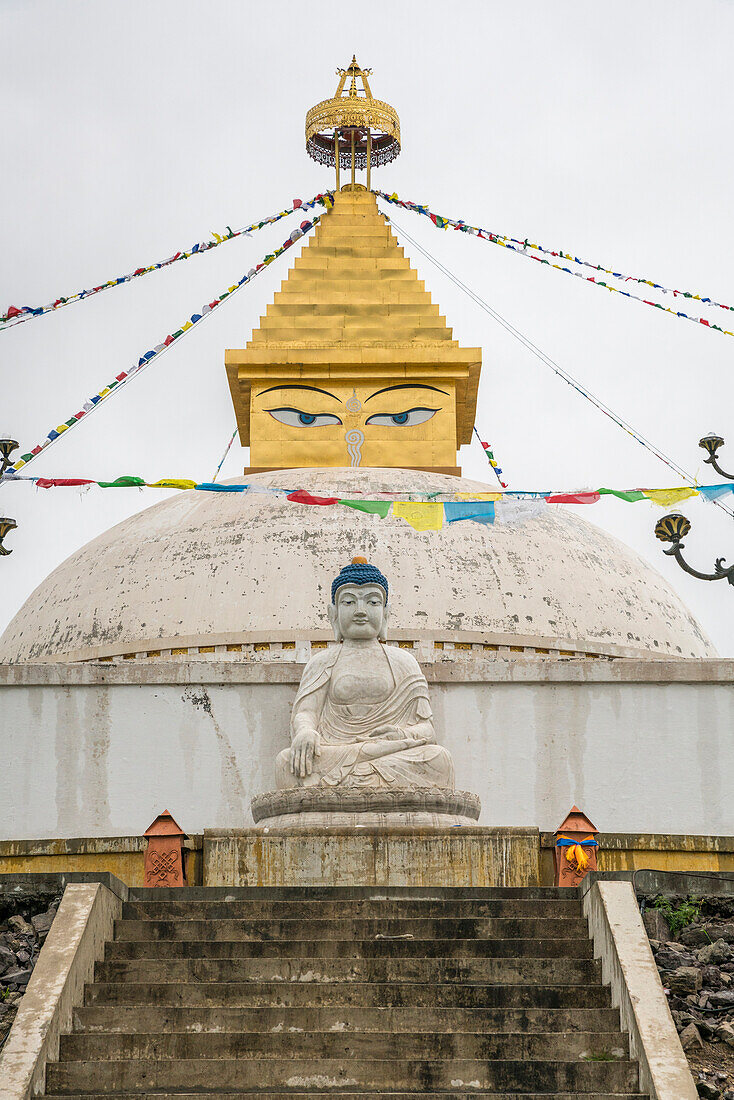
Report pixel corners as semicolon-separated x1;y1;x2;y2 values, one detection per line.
331;558;389;604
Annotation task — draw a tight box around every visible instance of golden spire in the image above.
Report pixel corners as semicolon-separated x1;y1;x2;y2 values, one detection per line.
225;190;481;475
305;57;400;190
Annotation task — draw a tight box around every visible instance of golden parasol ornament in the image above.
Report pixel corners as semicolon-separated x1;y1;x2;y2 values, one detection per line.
306;56;400;190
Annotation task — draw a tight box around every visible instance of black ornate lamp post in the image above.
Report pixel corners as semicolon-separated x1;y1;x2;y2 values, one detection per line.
654;513;734;585
699;433;734;481
0;517;17;556
0;440;19;557
0;438;19;478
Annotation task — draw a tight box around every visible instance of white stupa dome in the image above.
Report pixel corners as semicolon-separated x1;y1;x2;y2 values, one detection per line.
0;467;714;663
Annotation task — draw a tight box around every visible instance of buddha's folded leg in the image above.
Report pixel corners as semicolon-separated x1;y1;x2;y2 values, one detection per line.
370;743;455;788
276;741;455;790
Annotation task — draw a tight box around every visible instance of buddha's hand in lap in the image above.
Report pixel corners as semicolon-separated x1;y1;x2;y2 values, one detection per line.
290;729;321;777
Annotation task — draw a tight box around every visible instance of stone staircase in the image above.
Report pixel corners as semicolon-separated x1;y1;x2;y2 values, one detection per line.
45;886;648;1098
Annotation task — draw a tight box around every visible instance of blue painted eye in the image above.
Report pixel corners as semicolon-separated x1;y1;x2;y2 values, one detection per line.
267;408;343;427
365;407;438;427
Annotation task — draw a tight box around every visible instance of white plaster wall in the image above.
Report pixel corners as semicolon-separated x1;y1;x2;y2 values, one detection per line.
0;660;732;839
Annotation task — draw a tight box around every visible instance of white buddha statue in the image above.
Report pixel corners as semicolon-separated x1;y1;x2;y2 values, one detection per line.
275;557;454;792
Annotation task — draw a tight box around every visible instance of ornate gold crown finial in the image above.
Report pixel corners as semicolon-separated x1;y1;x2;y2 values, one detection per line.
306;58;400;189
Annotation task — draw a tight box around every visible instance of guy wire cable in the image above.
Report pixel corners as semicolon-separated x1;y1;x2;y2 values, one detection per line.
384;210;734;523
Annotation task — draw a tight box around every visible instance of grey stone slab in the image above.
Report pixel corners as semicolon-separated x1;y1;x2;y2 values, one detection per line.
121;898;583;920
113;916;590;941
46;1056;641;1093
71;1004;624;1035
59;1029;629;1061
93;955;603;985
84;980;613;1009
103;937;595;961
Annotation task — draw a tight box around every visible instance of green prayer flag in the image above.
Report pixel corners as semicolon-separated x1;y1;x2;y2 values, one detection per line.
339;499;391;518
97;476;146;489
599;488;646;502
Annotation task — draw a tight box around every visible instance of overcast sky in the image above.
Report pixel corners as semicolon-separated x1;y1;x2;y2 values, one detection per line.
2;0;733;654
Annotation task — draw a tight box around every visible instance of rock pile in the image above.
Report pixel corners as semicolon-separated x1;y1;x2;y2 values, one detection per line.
641;894;734;1100
0;887;62;1052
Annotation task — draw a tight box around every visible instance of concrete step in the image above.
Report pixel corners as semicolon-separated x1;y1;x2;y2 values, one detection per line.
45;1056;641;1093
85;981;612;1009
59;1030;629;1062
113;916;590;941
72;1005;624;1035
121;899;583;921
104;937;594;961
44;1093;647;1100
94;956;602;986
123;887;576;900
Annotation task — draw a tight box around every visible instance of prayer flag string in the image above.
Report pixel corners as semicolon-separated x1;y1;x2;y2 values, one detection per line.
8;216;322;473
375;191;734;338
473;427;507;488
2;471;732;531
382;212;734;525
1;194;333;330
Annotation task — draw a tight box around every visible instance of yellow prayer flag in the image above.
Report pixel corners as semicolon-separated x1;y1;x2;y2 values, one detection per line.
455;492;502;501
181;321;193;332
642;487;698;507
147;479;197;491
392;502;443;531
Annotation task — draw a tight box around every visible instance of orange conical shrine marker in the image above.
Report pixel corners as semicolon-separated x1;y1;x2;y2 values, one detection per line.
143;809;187;887
554;805;599;888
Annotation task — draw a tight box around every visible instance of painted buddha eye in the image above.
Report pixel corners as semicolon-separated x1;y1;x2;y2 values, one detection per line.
267;407;343;427
365;407;438;427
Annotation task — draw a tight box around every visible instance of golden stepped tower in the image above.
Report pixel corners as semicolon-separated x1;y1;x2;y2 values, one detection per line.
225;63;481;475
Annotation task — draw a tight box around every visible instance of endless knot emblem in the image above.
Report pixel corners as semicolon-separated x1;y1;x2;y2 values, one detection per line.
149;849;178;883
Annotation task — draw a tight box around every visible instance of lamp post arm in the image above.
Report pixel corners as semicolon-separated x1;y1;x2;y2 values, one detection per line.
704;453;734;481
663;542;734;584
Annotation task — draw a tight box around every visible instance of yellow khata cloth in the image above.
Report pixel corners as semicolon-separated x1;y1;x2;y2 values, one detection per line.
392;502;444;531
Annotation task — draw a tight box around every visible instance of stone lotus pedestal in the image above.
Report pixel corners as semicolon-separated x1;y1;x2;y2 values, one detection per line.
250;786;481;828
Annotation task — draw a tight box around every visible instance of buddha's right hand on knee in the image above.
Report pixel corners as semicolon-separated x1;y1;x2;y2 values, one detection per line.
290;730;321;777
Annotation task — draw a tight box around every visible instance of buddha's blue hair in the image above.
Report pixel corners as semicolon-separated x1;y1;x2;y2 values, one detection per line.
331;559;389;604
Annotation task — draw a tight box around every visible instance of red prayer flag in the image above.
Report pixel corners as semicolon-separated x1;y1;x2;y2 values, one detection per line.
546;492;601;505
36;478;95;489
287;490;339;506
6;305;21;319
